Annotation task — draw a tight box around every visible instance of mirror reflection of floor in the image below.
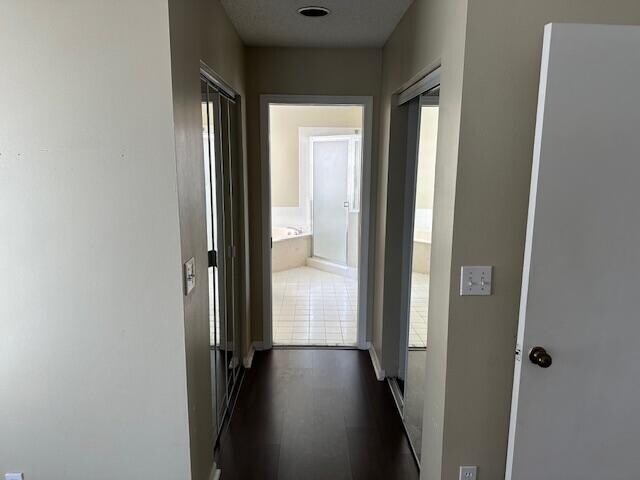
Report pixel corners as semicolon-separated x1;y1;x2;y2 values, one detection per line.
409;272;429;347
405;348;427;460
272;266;358;346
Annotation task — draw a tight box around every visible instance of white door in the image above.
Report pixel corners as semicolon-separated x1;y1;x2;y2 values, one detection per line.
507;24;640;479
312;139;349;264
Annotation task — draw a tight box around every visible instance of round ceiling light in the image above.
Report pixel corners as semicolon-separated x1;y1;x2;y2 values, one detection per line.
297;6;331;17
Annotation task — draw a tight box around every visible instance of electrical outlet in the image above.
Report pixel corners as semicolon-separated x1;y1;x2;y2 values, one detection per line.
5;473;24;480
459;466;477;480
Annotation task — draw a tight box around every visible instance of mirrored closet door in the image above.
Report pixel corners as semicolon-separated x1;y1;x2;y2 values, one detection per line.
201;74;242;441
401;91;439;461
386;70;440;466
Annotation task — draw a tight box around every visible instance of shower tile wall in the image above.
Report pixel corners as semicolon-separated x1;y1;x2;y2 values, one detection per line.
272;267;358;346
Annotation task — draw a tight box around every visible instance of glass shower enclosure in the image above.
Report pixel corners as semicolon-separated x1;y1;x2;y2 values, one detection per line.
310;134;362;267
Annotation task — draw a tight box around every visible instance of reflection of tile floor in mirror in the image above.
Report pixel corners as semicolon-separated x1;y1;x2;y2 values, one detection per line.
272;267;358;346
409;273;429;348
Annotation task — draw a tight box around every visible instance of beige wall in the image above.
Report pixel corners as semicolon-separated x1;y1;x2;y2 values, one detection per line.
270;105;363;207
374;4;469;479
245;47;382;343
379;0;640;479
167;0;246;478
0;1;192;478
416;107;439;210
441;2;640;480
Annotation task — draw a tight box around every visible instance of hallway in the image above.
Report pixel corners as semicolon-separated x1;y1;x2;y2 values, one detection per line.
216;349;419;479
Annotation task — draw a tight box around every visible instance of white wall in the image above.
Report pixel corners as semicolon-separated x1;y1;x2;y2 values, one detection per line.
0;2;191;479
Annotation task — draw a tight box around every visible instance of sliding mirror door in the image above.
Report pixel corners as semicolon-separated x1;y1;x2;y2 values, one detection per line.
402;91;439;461
219;94;242;393
202;78;226;437
201;74;243;441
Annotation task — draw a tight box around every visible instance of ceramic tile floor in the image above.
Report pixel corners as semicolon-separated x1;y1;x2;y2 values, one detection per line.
409;272;429;348
271;267;430;348
272;267;358;346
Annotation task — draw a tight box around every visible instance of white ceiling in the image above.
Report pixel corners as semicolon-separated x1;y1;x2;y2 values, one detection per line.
219;0;414;48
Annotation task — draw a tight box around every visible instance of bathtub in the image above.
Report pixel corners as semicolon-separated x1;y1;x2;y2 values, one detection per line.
412;229;432;274
272;226;312;272
272;226;307;242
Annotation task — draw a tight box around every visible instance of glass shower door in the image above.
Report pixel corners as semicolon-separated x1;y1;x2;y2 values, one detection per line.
312;139;349;264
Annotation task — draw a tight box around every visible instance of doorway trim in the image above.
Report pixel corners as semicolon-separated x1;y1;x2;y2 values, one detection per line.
260;95;374;350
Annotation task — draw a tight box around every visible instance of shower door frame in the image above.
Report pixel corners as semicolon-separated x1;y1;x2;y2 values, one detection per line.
309;133;360;266
260;95;374;350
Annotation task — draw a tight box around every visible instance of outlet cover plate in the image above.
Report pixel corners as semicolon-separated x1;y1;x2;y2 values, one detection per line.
6;474;24;480
459;466;477;480
460;266;492;296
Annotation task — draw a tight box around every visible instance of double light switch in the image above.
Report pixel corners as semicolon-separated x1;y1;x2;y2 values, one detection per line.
460;266;492;296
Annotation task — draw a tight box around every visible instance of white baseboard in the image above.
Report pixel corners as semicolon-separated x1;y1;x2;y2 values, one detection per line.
230;355;240;369
367;342;385;381
210;463;221;480
243;341;265;368
243;343;256;368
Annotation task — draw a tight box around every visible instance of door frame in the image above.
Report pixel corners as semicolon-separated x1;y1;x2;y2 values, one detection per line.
201;62;248;439
397;93;440;384
260;95;374;350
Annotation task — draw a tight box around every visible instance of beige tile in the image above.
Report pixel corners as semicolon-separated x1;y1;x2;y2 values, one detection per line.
271;266;362;347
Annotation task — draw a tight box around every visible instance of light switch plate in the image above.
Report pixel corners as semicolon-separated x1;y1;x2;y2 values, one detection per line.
459;466;477;480
5;474;24;480
460;266;492;296
184;257;196;295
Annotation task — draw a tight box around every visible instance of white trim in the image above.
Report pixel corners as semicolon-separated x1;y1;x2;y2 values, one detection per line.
200;60;236;99
397;67;441;106
243;341;264;368
209;463;222;480
368;342;386;381
260;95;375;351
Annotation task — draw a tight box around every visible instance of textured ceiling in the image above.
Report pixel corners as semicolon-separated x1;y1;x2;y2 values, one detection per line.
219;0;414;48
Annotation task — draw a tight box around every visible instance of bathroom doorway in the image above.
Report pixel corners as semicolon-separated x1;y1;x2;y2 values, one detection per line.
261;97;373;349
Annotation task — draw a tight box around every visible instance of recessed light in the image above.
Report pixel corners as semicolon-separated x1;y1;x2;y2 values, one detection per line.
297;6;331;17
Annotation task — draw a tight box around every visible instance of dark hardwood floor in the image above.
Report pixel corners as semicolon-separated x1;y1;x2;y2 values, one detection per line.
216;349;419;480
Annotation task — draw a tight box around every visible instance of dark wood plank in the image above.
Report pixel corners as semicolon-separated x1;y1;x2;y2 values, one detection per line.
216;349;419;480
